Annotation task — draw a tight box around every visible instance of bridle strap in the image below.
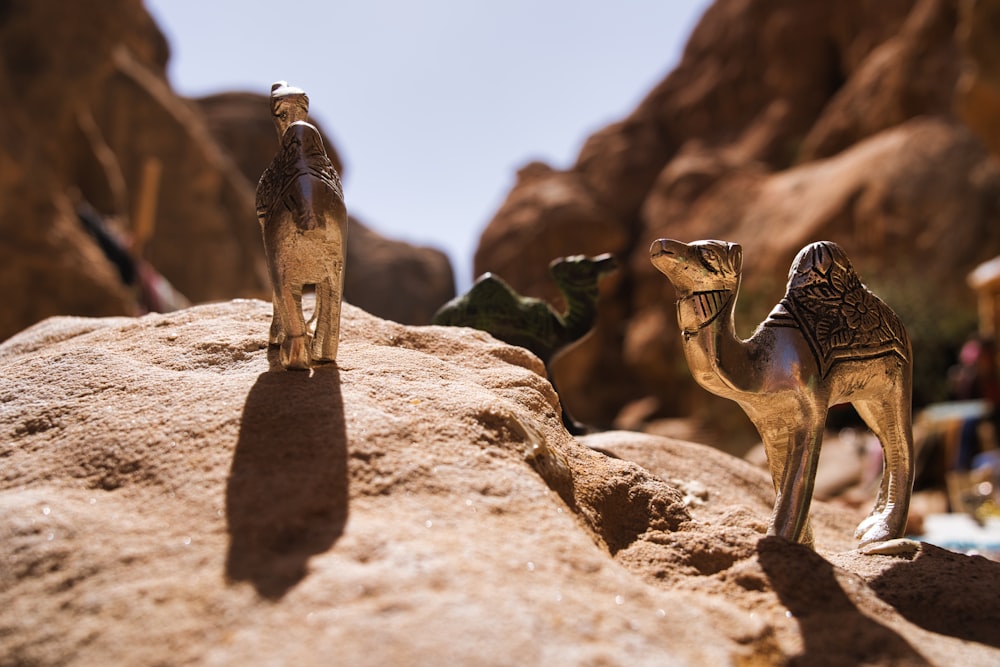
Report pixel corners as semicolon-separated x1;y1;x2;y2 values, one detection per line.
677;290;733;337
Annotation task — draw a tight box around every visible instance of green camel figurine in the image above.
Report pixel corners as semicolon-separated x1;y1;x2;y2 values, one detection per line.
433;253;618;433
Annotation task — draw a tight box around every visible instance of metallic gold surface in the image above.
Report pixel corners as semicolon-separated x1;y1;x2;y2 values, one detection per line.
650;239;913;547
256;82;348;369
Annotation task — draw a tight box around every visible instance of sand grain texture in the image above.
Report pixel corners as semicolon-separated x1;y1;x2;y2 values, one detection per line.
1;300;997;666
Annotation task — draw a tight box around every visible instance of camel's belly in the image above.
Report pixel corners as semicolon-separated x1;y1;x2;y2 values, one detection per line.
264;219;345;286
826;354;909;404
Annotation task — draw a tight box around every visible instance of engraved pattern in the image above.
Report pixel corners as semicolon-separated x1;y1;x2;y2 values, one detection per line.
682;289;731;331
256;123;343;231
764;241;909;376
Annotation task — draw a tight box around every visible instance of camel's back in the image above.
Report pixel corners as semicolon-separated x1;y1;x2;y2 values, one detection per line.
763;241;910;376
433;274;558;361
256;121;345;231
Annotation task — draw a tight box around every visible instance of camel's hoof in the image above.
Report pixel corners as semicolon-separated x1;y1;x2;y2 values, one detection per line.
311;337;338;364
856;515;903;547
269;320;283;346
281;335;311;370
854;511;905;542
854;512;885;540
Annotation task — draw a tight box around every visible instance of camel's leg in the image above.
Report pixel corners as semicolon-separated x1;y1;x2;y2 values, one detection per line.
274;281;311;370
312;271;342;363
305;286;318;336
269;289;283;346
766;415;824;545
852;397;914;545
754;417;815;546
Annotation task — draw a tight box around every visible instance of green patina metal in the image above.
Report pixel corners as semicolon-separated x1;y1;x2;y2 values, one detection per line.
433;254;618;366
433;253;618;433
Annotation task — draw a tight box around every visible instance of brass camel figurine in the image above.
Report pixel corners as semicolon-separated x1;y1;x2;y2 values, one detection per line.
433;253;618;432
649;239;913;547
256;82;348;369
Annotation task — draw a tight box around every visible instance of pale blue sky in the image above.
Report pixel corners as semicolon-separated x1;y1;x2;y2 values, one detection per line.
145;0;710;288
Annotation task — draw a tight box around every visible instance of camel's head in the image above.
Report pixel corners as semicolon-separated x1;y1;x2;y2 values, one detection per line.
549;253;619;291
270;81;310;137
649;239;742;297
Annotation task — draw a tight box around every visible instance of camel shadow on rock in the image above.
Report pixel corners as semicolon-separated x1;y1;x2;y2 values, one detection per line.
865;543;1000;648
756;537;930;666
226;364;347;599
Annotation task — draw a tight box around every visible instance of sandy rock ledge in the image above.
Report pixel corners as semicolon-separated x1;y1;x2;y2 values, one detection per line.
0;300;997;666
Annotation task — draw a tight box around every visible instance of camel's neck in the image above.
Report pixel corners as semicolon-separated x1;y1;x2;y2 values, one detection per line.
555;283;601;343
676;286;749;399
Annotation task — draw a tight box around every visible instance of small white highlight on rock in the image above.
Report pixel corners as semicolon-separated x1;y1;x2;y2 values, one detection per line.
858;538;921;556
615;595;624;605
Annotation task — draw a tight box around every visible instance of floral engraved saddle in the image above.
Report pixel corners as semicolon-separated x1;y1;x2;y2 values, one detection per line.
256;122;342;230
763;242;910;377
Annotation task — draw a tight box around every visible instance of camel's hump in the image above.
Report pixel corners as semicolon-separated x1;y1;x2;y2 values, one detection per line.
436;274;550;322
256;122;343;218
432;274;557;359
764;241;910;375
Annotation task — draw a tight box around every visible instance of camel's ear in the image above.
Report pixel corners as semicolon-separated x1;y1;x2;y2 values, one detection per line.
727;243;743;274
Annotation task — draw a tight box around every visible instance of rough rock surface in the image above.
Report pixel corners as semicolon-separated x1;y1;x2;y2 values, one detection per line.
474;0;1000;435
1;300;998;666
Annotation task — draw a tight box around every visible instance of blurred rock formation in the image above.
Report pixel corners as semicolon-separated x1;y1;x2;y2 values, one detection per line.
0;0;454;341
475;0;1000;444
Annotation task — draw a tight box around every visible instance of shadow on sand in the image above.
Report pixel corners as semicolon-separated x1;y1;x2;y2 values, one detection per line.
865;542;1000;647
757;537;930;666
226;362;347;599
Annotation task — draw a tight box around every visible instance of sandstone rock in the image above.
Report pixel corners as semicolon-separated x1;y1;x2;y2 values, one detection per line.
89;48;268;304
0;0;166;339
474;0;1000;434
0;0;268;342
0;1;453;344
1;301;998;665
343;219;456;325
955;0;1000;156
